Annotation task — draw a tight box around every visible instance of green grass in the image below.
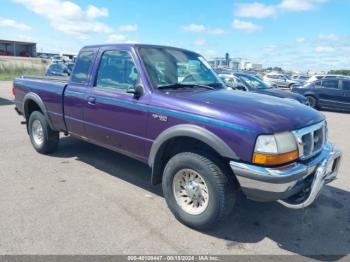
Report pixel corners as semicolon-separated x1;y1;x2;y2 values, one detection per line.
0;68;45;81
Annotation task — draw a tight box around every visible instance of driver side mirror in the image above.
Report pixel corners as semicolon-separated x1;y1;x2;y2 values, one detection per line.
127;84;144;98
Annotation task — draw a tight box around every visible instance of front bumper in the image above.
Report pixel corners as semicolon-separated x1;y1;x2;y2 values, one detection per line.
230;143;342;209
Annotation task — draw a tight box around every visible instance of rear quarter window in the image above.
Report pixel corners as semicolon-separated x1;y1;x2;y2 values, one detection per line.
321;80;339;89
343;81;350;91
70;51;95;84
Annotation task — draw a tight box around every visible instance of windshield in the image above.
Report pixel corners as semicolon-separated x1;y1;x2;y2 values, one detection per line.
67;63;74;72
138;47;223;89
237;74;271;89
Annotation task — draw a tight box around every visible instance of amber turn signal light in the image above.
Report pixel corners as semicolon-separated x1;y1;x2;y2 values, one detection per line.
253;150;299;166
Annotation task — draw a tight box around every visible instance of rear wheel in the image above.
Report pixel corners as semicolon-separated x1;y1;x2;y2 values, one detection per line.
306;95;318;109
162;152;237;230
288;83;295;90
28;111;59;154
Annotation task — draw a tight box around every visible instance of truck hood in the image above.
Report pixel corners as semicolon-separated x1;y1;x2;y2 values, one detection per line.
168;89;324;134
252;88;307;103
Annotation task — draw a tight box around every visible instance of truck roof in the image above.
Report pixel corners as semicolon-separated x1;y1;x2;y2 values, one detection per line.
81;43;199;55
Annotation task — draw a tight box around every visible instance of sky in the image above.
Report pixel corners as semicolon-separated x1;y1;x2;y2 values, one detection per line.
0;0;349;72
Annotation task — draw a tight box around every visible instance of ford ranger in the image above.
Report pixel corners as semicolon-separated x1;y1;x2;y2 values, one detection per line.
13;44;342;229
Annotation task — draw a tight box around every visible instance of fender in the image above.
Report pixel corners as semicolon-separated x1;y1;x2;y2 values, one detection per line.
303;91;319;99
148;124;239;184
23;92;55;131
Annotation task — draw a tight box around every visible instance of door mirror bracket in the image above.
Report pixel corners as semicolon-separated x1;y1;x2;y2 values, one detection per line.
127;84;144;98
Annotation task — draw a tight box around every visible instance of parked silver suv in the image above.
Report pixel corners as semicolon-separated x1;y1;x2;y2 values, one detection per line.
263;73;297;89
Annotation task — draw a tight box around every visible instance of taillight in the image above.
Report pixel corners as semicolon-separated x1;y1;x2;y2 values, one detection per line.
12;83;15;96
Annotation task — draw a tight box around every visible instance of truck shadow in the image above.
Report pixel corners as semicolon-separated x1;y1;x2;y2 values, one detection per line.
0;97;14;106
53;136;350;260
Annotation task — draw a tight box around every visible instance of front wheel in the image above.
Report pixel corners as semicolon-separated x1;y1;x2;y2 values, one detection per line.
288;83;295;90
305;95;318;109
162;152;237;230
28;111;59;154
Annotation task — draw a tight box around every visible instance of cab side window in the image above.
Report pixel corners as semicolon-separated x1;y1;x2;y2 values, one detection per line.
343;81;350;91
71;51;95;84
95;50;138;92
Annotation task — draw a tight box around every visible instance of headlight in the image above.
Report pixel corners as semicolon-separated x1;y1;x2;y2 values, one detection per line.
253;132;298;165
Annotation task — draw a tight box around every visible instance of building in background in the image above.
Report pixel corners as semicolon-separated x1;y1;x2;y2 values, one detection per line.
208;53;264;72
208;57;228;68
0;39;36;57
245;62;263;71
229;60;240;71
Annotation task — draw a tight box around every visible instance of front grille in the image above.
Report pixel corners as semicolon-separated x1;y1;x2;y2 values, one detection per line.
293;121;326;160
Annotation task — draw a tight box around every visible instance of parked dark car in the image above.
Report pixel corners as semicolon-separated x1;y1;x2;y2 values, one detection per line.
45;63;71;77
291;77;350;111
20;50;30;57
219;72;309;105
0;50;12;56
13;44;342;229
66;62;74;73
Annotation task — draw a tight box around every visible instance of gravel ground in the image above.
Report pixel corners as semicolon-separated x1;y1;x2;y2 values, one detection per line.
0;81;349;259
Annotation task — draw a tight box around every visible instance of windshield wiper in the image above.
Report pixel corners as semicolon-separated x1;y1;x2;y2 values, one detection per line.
158;83;214;90
206;82;225;88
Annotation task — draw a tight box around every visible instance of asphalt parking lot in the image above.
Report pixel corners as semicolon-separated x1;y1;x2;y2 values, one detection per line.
0;80;349;258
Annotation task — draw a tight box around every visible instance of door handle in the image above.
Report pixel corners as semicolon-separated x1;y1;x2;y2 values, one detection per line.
87;96;96;105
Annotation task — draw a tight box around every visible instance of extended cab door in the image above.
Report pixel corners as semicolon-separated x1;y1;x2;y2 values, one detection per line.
84;48;150;161
64;50;96;139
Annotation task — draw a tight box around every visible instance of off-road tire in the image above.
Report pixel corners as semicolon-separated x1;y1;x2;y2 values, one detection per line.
162;152;237;230
28;111;59;154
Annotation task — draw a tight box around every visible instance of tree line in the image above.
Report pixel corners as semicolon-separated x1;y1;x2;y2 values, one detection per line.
328;69;350;76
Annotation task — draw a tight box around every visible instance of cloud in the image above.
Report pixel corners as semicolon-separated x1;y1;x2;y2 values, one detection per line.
107;34;127;43
232;19;262;32
264;45;277;53
279;0;327;11
204;50;218;57
16;34;33;42
194;38;206;46
86;5;108;19
234;0;328;19
0;17;31;30
318;33;343;42
12;0;112;38
315;46;335;53
296;37;306;43
181;24;225;35
341;46;350;52
106;34;138;44
181;24;206;32
234;3;277;18
118;24;138;32
207;28;225;35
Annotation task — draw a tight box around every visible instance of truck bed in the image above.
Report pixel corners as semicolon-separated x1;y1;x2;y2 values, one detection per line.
18;75;69;83
14;75;68;132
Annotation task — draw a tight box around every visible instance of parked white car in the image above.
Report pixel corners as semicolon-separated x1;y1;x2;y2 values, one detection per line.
263;73;297;89
291;75;309;84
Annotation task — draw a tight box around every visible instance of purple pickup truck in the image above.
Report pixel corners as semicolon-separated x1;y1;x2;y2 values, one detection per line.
13;44;342;229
